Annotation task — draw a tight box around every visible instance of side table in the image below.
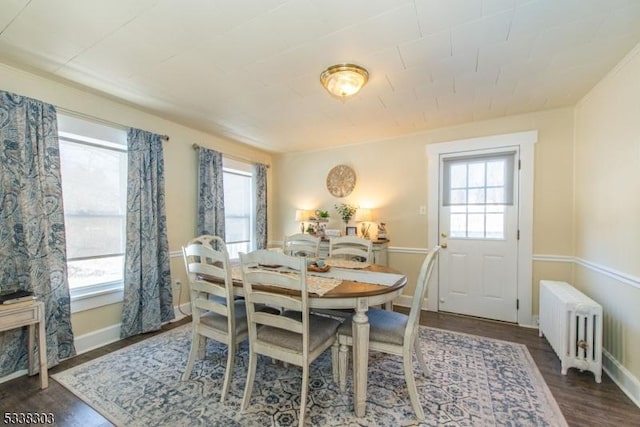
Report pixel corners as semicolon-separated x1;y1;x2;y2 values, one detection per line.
0;301;48;388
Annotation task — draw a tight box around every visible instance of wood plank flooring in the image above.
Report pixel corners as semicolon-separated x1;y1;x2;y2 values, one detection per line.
0;312;638;426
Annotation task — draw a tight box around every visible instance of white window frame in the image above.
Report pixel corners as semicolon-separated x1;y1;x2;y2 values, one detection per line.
58;114;127;313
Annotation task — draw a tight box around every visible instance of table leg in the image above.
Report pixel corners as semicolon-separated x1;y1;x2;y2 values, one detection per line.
352;297;369;417
27;324;35;376
37;305;48;389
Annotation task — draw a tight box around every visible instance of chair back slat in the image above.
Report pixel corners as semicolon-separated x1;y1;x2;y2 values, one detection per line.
329;236;373;263
253;311;304;334
284;233;320;257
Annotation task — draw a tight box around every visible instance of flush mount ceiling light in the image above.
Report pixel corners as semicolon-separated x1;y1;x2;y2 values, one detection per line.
320;63;369;100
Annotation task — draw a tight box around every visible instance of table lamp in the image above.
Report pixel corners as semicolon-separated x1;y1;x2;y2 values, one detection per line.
355;208;372;239
295;209;310;233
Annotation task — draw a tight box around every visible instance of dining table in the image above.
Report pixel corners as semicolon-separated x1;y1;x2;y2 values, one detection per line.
220;258;408;418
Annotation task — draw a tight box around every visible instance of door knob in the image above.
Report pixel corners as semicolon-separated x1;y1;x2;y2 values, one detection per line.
440;242;447;249
441;232;447;238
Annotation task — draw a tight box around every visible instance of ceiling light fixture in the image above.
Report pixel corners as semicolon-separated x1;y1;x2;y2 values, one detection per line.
320;63;369;100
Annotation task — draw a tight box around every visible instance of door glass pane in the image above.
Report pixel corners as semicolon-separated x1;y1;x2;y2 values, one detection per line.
486;160;505;186
486;187;504;204
450;164;467;188
467;214;485;238
468;188;485;204
450;189;467;204
444;151;514;239
468;163;485;187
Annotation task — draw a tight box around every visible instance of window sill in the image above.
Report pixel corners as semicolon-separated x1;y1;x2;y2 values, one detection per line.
70;284;124;314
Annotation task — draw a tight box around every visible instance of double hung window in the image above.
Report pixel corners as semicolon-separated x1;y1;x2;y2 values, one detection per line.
58;114;127;302
223;158;255;259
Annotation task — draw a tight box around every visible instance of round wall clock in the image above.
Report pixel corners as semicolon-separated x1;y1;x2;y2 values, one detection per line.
326;165;356;197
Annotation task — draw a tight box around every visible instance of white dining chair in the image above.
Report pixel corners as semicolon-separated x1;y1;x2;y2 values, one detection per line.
329;235;373;263
181;235;278;402
336;246;441;421
283;233;320;258
239;249;341;427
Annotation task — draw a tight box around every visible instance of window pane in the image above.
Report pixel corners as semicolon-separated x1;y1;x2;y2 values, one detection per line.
223;167;253;255
486;214;504;239
468;188;485;204
226;241;251;259
59;141;126;215
450;189;466;204
65;215;125;258
67;255;124;288
486;187;505;204
486;160;505;186
450;164;467;188
468;163;485;187
467;214;485;238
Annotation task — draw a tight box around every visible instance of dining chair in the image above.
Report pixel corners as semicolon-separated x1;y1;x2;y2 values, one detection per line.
328;235;373;263
283;233;320;258
181;235;278;402
336;246;441;421
239;249;341;427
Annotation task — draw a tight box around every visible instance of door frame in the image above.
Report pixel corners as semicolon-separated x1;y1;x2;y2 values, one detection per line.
426;130;537;327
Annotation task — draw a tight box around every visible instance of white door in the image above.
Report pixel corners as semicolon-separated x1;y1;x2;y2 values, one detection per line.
438;148;519;322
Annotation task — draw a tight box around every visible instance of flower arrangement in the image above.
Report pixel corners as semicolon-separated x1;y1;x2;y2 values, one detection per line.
335;203;357;224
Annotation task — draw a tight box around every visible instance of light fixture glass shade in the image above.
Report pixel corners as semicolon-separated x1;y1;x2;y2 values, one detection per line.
320;64;369;99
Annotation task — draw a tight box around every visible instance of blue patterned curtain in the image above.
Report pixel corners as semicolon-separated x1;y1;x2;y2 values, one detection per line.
254;163;267;250
121;128;173;338
0;91;75;377
197;147;225;238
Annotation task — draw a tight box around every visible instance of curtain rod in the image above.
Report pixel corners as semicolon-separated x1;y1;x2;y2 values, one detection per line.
192;143;270;168
56;107;170;141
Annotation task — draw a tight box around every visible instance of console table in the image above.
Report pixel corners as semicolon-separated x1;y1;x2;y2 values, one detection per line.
319;239;389;265
0;301;48;388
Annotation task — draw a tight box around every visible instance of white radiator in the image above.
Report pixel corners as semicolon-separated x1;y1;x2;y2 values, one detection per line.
538;280;603;383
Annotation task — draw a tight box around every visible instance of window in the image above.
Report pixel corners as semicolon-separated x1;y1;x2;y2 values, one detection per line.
58;115;127;301
223;158;255;259
442;151;516;239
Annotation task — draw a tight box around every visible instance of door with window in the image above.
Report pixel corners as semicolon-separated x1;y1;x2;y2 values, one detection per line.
438;148;519;322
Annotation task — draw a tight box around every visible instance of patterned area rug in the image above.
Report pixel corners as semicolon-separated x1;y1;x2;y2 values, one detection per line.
53;324;567;426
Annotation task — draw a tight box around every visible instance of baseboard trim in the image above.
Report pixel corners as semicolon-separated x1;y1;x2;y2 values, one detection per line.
74;323;122;355
603;349;640;408
74;303;191;355
393;295;428;310
0;369;28;385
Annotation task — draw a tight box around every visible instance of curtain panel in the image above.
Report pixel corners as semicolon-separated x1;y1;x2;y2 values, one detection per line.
121;128;173;339
254;163;267;250
197;147;225;239
0;91;75;377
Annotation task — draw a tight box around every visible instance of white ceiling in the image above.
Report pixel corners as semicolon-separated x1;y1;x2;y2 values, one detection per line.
1;0;639;153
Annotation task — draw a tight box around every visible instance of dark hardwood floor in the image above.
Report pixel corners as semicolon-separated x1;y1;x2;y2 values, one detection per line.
1;312;638;426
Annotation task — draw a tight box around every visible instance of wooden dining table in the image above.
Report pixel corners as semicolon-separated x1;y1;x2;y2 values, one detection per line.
220;261;408;418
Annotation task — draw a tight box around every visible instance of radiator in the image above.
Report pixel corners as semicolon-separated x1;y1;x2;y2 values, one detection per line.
538;280;603;383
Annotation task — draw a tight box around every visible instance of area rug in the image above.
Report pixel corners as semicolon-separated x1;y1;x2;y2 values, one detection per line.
53;324;567;426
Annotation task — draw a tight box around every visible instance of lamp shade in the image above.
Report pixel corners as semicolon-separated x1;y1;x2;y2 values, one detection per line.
295;210;309;221
320;64;369;99
355;208;372;222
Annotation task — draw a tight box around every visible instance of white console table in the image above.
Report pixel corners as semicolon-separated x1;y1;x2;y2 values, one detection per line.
0;300;48;388
319;239;389;265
